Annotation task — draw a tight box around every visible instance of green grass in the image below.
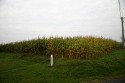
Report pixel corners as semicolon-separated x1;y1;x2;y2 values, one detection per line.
0;49;125;83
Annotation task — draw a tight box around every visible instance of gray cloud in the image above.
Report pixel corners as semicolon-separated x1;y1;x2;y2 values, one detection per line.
0;0;125;43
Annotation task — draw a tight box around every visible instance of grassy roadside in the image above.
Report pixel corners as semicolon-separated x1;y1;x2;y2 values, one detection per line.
0;49;125;83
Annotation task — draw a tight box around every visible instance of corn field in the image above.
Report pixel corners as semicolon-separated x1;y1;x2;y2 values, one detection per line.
0;36;120;59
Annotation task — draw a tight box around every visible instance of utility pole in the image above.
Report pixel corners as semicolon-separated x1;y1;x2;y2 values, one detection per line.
118;0;125;49
121;17;125;48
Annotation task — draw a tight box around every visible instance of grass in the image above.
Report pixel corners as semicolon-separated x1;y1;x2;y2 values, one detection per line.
0;49;125;83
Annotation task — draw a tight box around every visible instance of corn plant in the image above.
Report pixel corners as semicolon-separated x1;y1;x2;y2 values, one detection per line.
0;36;120;59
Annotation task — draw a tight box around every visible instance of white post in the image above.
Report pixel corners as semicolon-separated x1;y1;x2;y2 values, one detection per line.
50;54;53;66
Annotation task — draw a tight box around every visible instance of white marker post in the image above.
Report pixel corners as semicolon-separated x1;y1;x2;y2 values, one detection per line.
50;54;53;67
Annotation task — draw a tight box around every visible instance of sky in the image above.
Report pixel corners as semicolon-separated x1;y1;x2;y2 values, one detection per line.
0;0;125;44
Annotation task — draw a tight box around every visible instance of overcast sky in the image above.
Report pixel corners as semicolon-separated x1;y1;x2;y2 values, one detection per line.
0;0;125;44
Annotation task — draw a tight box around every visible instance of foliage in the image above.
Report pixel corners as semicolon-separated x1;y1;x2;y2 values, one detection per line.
0;36;120;59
